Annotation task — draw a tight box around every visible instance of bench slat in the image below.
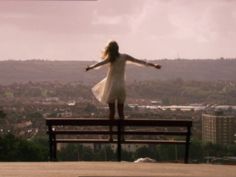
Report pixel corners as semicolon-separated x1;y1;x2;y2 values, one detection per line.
50;130;188;136
125;140;186;144
55;138;187;144
46;118;192;127
50;130;112;135
56;139;111;143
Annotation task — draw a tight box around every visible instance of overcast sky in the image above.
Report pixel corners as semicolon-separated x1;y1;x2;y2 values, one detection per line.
0;0;236;60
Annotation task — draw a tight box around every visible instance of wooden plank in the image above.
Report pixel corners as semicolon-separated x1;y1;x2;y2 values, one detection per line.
50;130;187;136
123;131;187;136
49;130;114;135
125;140;186;144
55;139;186;144
46;118;192;127
55;139;113;143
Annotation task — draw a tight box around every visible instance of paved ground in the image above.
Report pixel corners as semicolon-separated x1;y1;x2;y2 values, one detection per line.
0;162;235;177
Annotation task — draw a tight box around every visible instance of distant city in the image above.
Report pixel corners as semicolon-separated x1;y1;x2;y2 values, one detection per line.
0;59;236;163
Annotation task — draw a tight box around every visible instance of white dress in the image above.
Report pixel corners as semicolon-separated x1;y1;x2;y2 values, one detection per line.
92;54;127;104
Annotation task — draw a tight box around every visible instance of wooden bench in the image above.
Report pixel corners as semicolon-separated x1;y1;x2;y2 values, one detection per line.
46;118;192;163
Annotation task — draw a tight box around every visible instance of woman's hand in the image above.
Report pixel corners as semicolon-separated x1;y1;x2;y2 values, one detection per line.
155;64;161;69
85;66;92;72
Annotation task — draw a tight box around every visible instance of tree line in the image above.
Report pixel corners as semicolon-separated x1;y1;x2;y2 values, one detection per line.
1;80;236;104
0;134;236;162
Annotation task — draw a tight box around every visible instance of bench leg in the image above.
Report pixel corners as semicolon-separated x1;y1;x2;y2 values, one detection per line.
52;134;57;161
117;120;122;161
49;140;53;161
48;125;53;161
48;125;57;161
184;126;191;164
53;142;57;161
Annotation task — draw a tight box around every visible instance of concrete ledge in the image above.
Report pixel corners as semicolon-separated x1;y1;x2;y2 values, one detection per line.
0;162;235;177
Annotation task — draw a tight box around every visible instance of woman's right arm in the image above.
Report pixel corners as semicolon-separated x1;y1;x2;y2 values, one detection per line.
86;59;110;71
126;54;161;69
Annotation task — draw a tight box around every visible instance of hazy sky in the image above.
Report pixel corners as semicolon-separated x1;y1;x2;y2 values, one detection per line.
0;0;236;60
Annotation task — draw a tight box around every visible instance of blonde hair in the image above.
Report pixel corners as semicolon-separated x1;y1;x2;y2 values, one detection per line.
101;41;120;62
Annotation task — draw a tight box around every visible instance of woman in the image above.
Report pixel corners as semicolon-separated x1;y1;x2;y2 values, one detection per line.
86;41;161;140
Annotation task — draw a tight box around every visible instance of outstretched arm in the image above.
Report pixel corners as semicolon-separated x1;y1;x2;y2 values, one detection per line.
126;54;161;69
86;59;110;71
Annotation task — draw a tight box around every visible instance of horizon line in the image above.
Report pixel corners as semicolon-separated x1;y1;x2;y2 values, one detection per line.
1;58;236;62
0;0;98;1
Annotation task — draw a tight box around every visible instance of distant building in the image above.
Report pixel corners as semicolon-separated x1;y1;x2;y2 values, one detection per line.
150;100;162;105
202;112;236;145
16;120;32;129
57;111;73;118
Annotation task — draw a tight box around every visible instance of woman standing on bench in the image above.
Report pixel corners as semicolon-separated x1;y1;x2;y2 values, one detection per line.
86;41;161;140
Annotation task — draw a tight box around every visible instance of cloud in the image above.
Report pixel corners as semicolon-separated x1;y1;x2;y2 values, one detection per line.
92;15;122;25
0;1;97;34
127;0;175;37
0;0;236;60
168;0;236;42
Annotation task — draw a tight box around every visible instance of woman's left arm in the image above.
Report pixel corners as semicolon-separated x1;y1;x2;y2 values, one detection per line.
86;59;110;71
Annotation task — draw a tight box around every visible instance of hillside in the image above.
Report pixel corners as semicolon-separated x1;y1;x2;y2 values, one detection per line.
0;59;236;85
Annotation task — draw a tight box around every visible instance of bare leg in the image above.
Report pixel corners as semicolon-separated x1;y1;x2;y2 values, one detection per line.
108;103;115;141
117;103;124;120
